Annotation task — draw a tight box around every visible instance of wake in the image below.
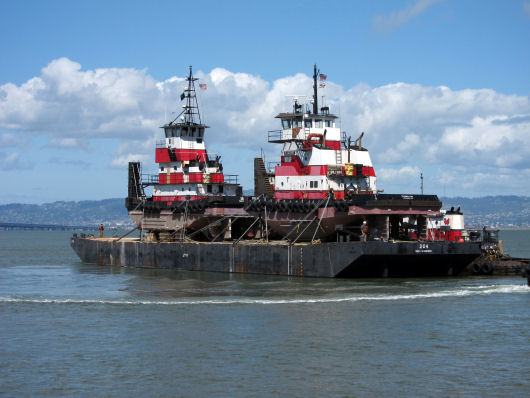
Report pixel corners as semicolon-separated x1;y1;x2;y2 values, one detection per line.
1;284;527;306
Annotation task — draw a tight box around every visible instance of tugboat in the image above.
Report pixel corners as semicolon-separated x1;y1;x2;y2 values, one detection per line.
71;65;482;277
126;66;251;241
250;65;456;244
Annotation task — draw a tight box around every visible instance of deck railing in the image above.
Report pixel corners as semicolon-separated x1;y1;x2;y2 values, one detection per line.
141;173;238;185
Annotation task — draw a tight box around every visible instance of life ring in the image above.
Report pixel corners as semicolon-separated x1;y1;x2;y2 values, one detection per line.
304;133;323;148
307;133;323;142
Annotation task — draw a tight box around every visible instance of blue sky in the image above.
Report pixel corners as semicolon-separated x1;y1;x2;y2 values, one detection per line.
1;0;530;204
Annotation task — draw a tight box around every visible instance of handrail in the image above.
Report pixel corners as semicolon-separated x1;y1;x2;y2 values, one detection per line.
141;173;238;185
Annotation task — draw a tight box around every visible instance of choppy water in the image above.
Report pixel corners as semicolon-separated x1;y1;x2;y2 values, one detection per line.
1;230;529;397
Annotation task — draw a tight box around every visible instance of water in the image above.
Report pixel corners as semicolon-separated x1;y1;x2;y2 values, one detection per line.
1;230;529;397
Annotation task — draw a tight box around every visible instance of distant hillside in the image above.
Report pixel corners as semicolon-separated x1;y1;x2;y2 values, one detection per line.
440;196;530;228
0;199;131;227
0;195;528;228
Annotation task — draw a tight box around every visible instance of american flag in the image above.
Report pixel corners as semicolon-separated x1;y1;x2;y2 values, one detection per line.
319;73;327;81
199;83;207;90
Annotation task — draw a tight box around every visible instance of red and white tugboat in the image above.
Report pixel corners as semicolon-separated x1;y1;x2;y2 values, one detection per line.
126;66;249;241
251;65;460;243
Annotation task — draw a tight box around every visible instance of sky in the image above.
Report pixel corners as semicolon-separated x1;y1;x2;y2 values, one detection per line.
1;0;529;204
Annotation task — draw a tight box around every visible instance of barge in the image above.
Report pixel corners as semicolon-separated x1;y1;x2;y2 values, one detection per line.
71;236;480;278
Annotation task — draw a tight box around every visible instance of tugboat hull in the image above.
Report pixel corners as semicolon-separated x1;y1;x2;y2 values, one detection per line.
71;236;481;278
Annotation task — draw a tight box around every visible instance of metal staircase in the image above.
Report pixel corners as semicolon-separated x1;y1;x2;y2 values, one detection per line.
254;157;274;198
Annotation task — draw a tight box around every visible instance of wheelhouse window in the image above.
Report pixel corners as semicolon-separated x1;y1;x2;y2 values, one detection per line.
293;119;303;128
304;119;312;128
165;127;181;138
282;119;292;129
325;120;333;127
315;119;323;128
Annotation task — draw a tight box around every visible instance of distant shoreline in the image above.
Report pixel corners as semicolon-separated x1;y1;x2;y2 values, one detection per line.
0;222;132;231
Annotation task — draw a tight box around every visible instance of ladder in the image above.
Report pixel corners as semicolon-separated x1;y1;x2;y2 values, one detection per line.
335;149;342;165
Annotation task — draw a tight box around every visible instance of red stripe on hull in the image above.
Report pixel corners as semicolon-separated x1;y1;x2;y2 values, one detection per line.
275;163;376;178
155;148;207;163
274;190;346;200
275;164;328;176
326;141;341;150
174;149;207;162
189;173;203;183
210;173;224;183
362;167;376;177
274;190;329;200
155;148;171;163
158;172;225;184
153;196;208;202
159;173;185;184
302;140;341;150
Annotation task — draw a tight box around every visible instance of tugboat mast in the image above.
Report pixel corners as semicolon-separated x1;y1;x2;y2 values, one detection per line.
313;64;319;115
173;66;203;126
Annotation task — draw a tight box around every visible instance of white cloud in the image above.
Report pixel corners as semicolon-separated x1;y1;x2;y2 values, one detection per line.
111;153;150;168
1;58;529;196
524;2;530;18
380;133;421;162
0;58;164;139
47;137;89;150
378;165;421;183
372;0;441;32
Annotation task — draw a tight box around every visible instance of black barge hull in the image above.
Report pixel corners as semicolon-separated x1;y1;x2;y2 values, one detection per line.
71;236;481;278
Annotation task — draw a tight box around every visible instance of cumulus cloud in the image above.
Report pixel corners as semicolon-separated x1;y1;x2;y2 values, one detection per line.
1;57;529;196
372;0;441;32
378;165;421;183
0;58;165;139
110;137;154;168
